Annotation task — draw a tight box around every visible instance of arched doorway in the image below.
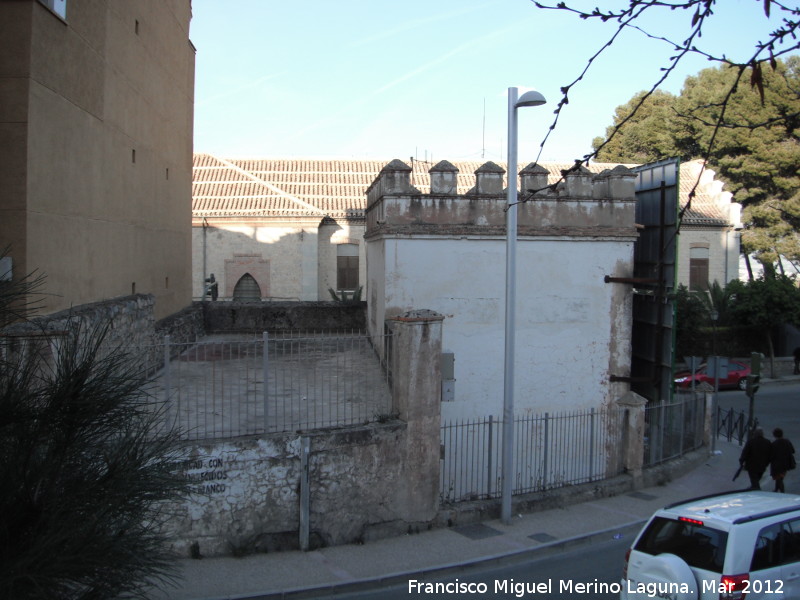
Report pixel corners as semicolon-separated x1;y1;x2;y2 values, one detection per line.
232;273;261;302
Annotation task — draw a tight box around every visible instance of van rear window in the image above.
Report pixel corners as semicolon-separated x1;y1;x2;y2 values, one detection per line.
634;516;727;573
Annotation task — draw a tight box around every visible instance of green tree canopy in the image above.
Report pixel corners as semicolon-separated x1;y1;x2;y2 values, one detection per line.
593;58;800;267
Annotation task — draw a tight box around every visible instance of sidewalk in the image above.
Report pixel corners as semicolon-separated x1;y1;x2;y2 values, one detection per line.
154;437;792;600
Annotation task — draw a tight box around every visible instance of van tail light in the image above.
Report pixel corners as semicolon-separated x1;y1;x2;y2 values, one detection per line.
720;573;749;600
622;548;631;579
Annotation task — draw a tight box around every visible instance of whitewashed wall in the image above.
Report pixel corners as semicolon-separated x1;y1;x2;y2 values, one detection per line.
377;237;633;420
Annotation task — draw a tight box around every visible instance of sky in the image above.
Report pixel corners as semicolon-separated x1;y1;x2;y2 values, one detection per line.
190;0;791;164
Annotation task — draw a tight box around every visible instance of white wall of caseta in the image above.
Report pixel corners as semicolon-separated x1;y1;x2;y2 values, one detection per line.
365;159;638;420
370;235;634;420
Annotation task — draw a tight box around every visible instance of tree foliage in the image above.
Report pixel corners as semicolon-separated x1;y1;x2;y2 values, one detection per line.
0;270;188;599
532;1;800;268
592;58;800;265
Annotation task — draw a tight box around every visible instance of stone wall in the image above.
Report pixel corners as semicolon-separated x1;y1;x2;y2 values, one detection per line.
165;422;409;556
1;295;203;372
201;300;367;333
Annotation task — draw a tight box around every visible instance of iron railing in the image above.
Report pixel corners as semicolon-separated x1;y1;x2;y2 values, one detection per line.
142;332;392;440
440;407;627;504
643;394;706;466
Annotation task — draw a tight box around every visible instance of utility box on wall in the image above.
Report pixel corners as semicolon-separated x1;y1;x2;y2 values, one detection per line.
441;351;455;402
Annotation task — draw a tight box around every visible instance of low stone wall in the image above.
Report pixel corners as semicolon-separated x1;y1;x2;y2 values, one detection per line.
200;301;367;333
165;422;413;557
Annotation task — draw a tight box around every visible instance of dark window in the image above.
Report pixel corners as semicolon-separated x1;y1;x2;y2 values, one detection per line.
233;273;261;302
337;244;359;291
752;517;800;571
689;247;709;291
634;517;727;573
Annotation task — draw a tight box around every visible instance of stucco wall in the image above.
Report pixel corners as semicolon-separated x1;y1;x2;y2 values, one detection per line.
193;220;323;301
192;219;367;302
378;237;634;419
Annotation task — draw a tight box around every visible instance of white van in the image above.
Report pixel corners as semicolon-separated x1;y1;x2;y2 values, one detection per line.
622;491;800;599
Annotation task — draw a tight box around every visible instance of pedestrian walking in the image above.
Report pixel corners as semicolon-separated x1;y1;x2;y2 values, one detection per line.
771;428;796;493
740;428;772;490
794;347;800;374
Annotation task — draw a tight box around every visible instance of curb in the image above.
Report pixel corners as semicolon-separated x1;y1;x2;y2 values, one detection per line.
198;520;647;600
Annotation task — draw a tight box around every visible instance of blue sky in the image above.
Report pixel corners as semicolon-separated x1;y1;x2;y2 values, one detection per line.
190;0;788;163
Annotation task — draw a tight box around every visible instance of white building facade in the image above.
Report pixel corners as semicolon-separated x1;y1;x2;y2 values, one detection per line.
365;159;639;420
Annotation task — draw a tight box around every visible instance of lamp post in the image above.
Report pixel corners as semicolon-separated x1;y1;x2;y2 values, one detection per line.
501;86;546;525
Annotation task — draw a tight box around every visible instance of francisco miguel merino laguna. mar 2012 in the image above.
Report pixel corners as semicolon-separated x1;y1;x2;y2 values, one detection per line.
407;578;696;597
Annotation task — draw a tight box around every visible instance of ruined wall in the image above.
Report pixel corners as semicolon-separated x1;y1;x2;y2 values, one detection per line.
164;423;408;556
162;310;444;557
201;300;367;333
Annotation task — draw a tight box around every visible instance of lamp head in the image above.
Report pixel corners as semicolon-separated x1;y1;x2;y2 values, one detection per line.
516;89;546;108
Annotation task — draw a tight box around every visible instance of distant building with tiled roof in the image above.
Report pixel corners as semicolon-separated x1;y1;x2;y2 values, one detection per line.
192;154;740;301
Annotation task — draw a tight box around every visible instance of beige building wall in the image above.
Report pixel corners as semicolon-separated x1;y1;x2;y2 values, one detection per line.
193;219;324;301
0;0;194;319
192;219;367;302
676;227;741;288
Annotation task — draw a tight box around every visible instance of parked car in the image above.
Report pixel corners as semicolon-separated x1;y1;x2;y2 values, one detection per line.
621;491;800;599
674;360;750;391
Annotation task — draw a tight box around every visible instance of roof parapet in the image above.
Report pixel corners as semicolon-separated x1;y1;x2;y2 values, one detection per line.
429;160;458;195
466;161;505;196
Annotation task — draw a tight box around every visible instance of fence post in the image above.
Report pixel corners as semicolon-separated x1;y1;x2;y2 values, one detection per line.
543;413;549;490
163;334;172;424
589;408;596;481
616;391;648;483
703;391;715;450
268;331;269;433
487;415;494;498
299;435;311;551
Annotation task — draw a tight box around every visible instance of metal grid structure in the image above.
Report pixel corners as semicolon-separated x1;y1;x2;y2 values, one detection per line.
643;393;706;467
440;407;628;504
144;332;392;441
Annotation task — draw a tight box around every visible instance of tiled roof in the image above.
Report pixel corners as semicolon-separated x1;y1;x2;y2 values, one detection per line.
193;154;733;226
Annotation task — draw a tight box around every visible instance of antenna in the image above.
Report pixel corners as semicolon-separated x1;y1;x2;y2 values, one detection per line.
482;97;486;159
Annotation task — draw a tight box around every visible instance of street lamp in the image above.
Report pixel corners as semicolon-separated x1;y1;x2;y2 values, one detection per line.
501;87;546;525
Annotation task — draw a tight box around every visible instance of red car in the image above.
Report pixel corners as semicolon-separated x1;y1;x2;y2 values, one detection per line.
673;360;751;391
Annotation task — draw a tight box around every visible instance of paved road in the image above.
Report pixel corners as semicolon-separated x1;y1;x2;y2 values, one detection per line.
313;536;630;600
717;381;800;438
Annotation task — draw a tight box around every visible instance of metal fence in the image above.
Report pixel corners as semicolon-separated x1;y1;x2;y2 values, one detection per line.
643;393;706;467
143;332;392;440
440;407;627;504
716;405;755;446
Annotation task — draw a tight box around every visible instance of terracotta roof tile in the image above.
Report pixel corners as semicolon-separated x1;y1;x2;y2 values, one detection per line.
192;154;734;225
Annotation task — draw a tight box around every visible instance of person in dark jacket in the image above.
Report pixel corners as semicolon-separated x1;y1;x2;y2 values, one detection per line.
740;428;772;490
771;427;796;493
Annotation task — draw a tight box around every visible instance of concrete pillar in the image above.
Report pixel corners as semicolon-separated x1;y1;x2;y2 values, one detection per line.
616;391;648;480
389;309;444;522
704;391;715;449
